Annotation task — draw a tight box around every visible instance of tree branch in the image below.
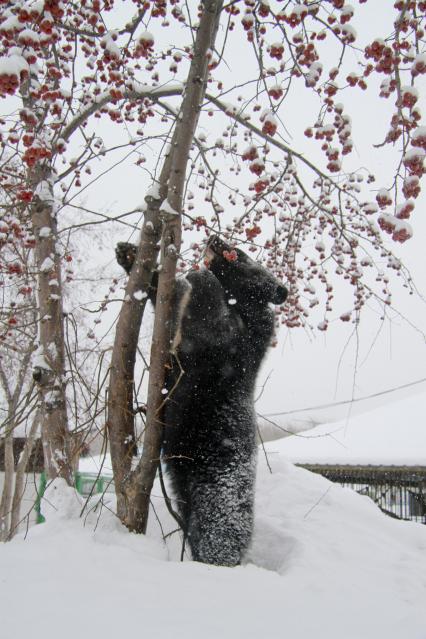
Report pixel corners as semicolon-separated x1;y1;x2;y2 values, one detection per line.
61;84;184;144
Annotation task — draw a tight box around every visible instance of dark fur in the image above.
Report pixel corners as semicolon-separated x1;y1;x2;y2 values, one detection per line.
116;238;287;566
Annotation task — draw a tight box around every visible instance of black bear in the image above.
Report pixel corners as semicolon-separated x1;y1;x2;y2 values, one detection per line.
116;236;287;566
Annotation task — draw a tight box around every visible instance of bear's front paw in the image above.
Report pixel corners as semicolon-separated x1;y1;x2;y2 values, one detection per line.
116;242;137;274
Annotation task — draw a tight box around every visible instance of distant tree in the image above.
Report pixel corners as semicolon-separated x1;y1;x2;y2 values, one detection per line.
0;1;424;532
0;231;38;540
0;195;106;539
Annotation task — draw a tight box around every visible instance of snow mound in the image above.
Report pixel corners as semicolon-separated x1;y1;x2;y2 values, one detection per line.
271;392;426;465
1;453;426;639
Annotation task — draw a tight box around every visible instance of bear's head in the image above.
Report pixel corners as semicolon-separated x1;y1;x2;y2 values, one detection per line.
206;236;288;307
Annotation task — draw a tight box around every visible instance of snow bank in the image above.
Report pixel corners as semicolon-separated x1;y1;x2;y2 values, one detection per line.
1;454;425;639
272;392;426;466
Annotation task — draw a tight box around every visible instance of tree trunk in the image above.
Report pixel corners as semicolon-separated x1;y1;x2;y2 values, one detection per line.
107;191;165;519
0;428;14;542
111;0;224;533
8;411;40;540
107;117;184;521
30;166;73;484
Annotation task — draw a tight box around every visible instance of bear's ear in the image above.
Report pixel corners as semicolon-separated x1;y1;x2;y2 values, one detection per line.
206;235;253;266
206;234;228;256
205;235;249;271
272;284;288;305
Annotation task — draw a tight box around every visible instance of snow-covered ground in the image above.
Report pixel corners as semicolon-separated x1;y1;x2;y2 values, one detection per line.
2;451;426;639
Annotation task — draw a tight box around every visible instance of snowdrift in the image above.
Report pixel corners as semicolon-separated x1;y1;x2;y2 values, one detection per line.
272;391;426;466
2;452;426;639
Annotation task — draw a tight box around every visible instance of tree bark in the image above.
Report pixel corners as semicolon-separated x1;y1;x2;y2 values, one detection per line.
0;430;14;541
0;337;37;540
106;187;166;519
107;112;183;521
8;411;40;540
114;0;224;533
30;166;73;484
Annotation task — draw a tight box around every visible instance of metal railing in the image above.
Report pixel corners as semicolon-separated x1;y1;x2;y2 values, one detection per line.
298;464;426;524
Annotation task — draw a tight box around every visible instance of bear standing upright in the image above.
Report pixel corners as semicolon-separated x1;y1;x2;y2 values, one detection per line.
116;236;287;566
